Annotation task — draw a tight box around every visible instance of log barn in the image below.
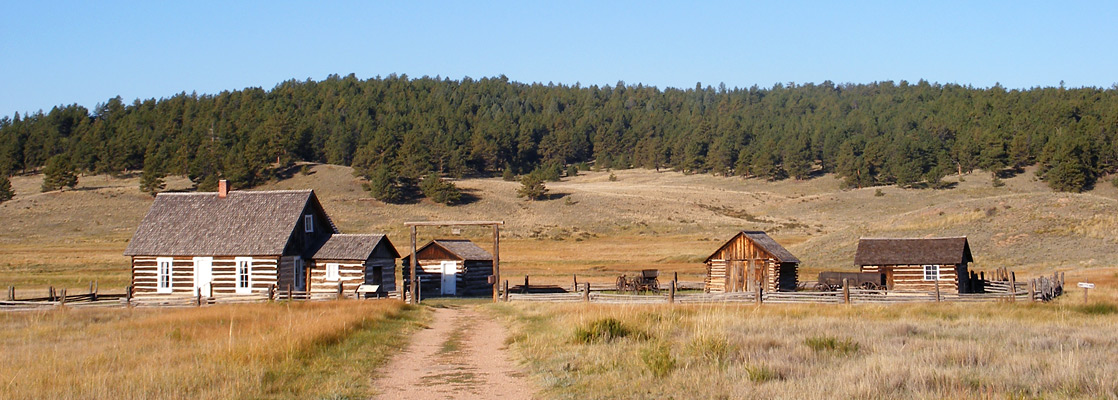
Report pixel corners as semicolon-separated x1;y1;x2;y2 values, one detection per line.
123;180;397;298
855;237;974;293
402;239;493;297
704;231;800;293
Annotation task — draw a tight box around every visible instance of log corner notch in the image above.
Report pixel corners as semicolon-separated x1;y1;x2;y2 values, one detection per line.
403;221;504;303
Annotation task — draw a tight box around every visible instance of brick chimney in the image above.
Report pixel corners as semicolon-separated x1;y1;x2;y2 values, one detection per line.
218;179;228;198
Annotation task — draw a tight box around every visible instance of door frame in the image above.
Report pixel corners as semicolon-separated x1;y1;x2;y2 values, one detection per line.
440;261;457;296
192;256;213;294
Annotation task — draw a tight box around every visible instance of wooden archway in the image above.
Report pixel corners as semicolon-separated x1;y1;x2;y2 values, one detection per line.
403;221;504;303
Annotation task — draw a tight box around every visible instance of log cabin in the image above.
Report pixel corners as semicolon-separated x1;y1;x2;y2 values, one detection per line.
855;237;974;293
401;239;493;297
704;231;800;293
123;180;397;298
305;234;399;298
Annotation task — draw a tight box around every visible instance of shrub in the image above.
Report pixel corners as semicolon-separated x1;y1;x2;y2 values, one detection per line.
517;174;548;201
566;164;579;178
0;176;13;203
502;165;516;181
874;188;884;197
641;342;675;377
804;336;860;355
300;165;313;175
991;176;1005;187
419;173;462;205
608;173;618;182
1075;303;1117;315
1112;176;1118;188
574;318;629;343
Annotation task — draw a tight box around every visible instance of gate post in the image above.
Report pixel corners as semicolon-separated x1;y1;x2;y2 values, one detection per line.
842;278;851;304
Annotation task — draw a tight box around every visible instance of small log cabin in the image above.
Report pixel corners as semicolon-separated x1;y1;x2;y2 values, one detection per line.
305;234;399;298
854;237;974;293
124;180;397;298
704;231;801;293
402;239;493;297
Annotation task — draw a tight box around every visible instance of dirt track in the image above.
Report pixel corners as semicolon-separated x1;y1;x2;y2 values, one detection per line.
373;306;534;399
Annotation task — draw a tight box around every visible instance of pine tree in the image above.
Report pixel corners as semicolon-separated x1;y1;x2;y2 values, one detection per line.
0;175;14;203
364;165;405;203
419;172;462;205
517;174;548;200
41;155;78;192
139;162;166;196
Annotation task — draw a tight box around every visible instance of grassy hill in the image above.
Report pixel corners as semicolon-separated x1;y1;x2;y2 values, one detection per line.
2;164;1116;297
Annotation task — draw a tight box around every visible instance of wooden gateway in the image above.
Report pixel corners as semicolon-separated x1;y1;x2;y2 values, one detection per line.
401;239;493;297
854;237;974;293
123;180;397;298
704;231;801;293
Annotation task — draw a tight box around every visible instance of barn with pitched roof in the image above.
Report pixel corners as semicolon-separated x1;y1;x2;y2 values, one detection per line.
704;231;801;293
401;239;493;297
855;236;974;293
124;181;397;298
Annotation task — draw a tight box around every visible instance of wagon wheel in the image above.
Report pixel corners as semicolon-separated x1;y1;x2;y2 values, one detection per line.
615;275;627;292
648;279;660;293
814;282;832;292
860;282;880;290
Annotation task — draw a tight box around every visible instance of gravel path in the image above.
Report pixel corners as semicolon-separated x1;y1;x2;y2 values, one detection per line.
373;306;535;399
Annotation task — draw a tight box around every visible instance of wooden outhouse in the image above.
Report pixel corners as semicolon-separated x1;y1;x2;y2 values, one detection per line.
307;234;399;298
704;231;800;293
855;237;974;293
402;239;493;297
124;180;397;298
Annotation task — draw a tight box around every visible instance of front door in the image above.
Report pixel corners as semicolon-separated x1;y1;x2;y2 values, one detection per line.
294;258;306;291
193;257;213;294
440;261;457;296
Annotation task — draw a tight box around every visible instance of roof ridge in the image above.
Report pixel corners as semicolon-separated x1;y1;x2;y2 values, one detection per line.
157;189;313;196
859;236;968;239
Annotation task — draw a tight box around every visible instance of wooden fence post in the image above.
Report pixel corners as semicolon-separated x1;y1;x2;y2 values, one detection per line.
669;280;676;304
583;282;590;302
1028;280;1035;302
842;278;850;304
337;282;344;300
755;279;763;306
126;285;133;306
523;275;529;294
196;287;202;307
934;280;941;302
7;286;13;301
59;288;67;306
573;274;578;292
503;280;509;302
1008;271;1016;303
89;281;95;302
49;286;55;302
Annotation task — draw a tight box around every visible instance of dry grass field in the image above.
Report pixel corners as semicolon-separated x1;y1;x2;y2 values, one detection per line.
493;301;1118;399
2;164;1115;291
0;300;425;399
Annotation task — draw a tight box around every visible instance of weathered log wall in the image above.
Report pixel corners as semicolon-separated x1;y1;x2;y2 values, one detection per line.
132;256;278;296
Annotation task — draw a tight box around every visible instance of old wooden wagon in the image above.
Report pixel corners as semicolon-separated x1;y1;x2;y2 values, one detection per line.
704;231;800;293
854;237;976;293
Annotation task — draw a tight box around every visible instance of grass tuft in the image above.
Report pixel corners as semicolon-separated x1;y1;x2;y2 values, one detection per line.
744;364;782;383
574;317;630;343
641;341;676;377
804;336;860;355
1075;303;1117;315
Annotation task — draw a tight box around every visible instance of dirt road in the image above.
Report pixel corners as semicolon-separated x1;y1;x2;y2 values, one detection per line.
373;306;534;399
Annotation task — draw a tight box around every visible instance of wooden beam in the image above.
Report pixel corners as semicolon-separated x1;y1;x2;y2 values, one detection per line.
493;224;500;303
410;225;418;304
404;220;505;227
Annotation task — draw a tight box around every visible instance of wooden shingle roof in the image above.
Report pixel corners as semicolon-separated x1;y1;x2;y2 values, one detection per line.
311;234;399;260
123;190;337;256
405;239;493;261
704;231;801;264
854;237;973;266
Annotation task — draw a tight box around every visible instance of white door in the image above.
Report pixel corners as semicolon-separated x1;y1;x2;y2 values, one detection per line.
440;261;457;296
193;257;213;294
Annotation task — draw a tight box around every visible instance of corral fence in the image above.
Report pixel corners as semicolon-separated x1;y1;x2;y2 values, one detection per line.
1;282;398;311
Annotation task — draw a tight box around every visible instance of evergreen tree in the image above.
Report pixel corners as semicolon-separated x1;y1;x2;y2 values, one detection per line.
517;174;548;200
419;172;462;205
0;175;13;203
364;165;406;203
41;155;78;192
139;161;166;196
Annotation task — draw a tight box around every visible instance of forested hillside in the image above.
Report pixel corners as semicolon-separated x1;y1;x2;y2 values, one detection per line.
1;74;1116;192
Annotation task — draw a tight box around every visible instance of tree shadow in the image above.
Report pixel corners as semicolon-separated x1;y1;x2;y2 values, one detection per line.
994;167;1024;179
451;188;482;206
543;192;569;201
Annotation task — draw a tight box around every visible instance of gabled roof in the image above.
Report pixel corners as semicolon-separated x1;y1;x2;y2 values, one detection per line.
123;190;338;256
405;239;493;261
311;234;400;260
854;237;973;266
705;231;801;264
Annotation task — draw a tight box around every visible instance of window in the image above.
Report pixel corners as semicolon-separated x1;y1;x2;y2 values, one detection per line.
923;265;940;281
157;257;173;294
304;215;314;233
325;263;340;281
236;257;252;294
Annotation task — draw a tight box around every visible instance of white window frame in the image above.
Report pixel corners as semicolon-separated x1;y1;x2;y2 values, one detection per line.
235;257;253;294
156;257;173;294
923;265;940;281
304;215;314;233
325;263;340;281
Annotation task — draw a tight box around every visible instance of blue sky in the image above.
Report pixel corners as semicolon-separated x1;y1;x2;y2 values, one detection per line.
2;1;1116;117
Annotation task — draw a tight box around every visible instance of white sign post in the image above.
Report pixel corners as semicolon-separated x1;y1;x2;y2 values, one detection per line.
1078;282;1095;303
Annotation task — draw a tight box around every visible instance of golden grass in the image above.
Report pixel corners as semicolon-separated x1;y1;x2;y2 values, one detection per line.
0;300;425;399
493;302;1118;399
